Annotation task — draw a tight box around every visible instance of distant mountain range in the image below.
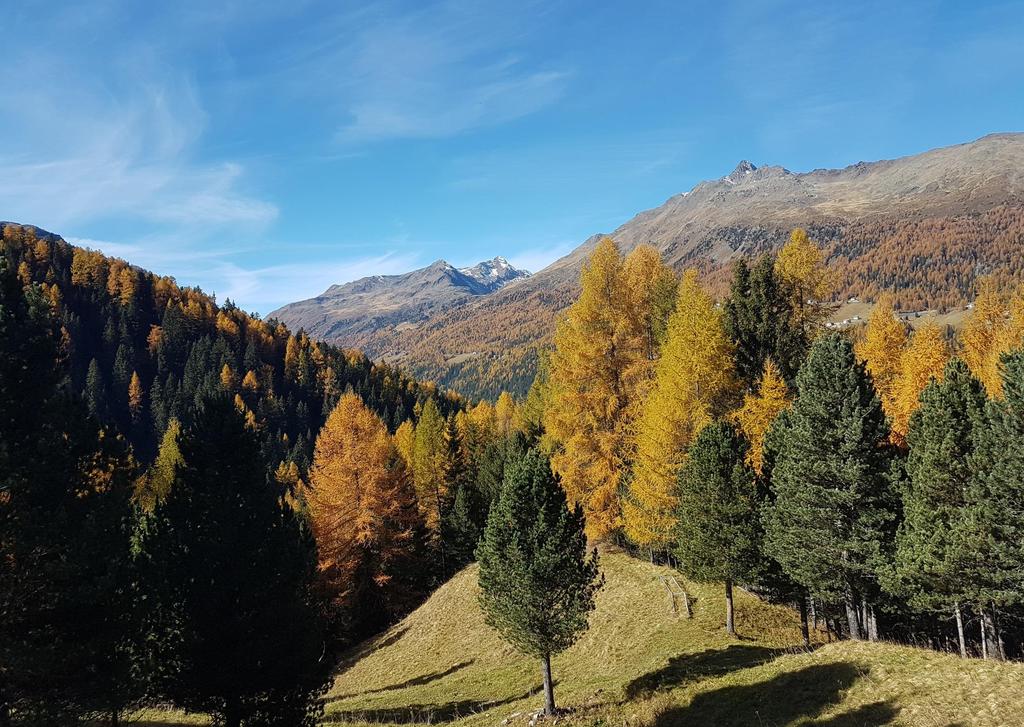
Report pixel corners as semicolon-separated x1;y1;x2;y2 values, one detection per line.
268;256;530;345
265;133;1024;399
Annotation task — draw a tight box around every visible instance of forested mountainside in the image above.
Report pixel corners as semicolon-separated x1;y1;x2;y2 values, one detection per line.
286;133;1024;400
0;222;462;469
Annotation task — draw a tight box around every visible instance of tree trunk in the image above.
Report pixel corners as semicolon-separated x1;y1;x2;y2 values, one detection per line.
798;595;810;648
810;597;818;630
994;609;1007;661
981;612;989;660
845;594;862;640
111;708;120;727
724;579;736;636
225;696;242;727
982;608;1001;661
867;604;879;642
954;602;968;658
0;701;10;727
541;652;556;716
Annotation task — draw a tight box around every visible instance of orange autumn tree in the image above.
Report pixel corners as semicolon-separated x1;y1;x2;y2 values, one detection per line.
624;270;735;548
546;238;674;539
733;359;790;474
307;392;425;632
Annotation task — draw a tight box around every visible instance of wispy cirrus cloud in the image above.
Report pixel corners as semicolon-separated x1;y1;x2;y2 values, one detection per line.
273;1;572;143
0;30;275;233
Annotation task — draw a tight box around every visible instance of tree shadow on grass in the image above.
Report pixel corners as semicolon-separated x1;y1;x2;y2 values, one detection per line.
327;660;476;701
626;644;795;699
322;683;545;725
651;663;893;727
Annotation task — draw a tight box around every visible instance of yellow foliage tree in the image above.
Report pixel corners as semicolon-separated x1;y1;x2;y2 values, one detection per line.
128;371;144;422
960;282;1024;397
393;419;415;471
621;244;678;393
774;228;834;334
856;294;908;416
547;238;672;539
307;392;424;625
890;321;951;440
733;359;790;474
241;369;260;393
624;270;736;548
494;391;518;438
412;398;448;541
220;363;237;392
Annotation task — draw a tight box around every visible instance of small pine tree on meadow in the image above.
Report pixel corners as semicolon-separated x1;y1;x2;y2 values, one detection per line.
476;449;602;715
672;421;760;637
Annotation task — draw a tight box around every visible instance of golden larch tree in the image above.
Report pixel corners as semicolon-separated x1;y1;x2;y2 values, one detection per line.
621;244;678;397
856;294;908;416
960;282;1024;397
733;359;790;474
393;419;415;471
774;228;834;334
494;391;518;438
546;238;668;539
411;398;449;541
128;371;144;422
307;392;423;624
624;270;736;548
891;321;951;440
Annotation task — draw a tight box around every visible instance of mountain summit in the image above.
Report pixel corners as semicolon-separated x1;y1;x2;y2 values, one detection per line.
269;256;529;344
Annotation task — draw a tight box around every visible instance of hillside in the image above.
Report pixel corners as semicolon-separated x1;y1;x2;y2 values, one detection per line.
314;552;1023;727
282;133;1024;399
269;257;530;348
0;222;459;467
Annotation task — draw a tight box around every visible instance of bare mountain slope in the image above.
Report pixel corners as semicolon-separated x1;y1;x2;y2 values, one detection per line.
277;133;1024;399
269;256;529;347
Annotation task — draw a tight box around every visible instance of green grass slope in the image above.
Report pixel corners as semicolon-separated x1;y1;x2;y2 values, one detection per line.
323;551;1024;727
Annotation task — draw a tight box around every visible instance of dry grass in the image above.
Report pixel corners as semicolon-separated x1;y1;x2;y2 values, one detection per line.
322;552;1024;727
135;551;1024;726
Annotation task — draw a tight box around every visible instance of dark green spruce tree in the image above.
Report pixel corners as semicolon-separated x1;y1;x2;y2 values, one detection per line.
0;256;138;725
476;449;602;716
136;395;329;727
958;349;1024;659
885;359;986;658
722;254;807;387
672;421;760;637
763;332;897;641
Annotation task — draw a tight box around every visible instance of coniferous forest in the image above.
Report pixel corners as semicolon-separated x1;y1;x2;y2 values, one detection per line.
7;217;1024;725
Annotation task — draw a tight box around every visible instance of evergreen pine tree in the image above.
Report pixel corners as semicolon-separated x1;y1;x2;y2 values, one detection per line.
672;421;760;636
137;395;329;727
763;333;897;640
0;257;138;723
85;357;109;422
476;449;602;716
722;255;807;387
958;349;1024;657
885;359;986;657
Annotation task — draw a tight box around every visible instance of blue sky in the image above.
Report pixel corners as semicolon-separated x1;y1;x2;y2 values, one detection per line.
2;1;1022;314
